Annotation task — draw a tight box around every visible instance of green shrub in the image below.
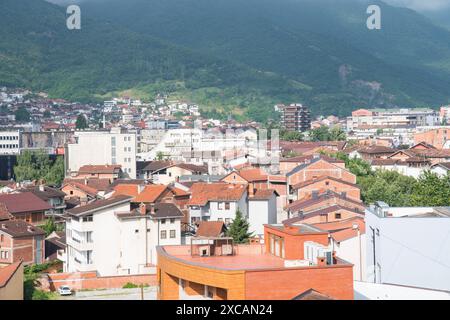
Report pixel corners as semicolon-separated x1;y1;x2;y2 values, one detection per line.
122;282;139;289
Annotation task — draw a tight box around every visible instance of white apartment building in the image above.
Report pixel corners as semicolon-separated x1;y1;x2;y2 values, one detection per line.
347;108;440;131
365;202;450;292
65;195;183;276
248;190;278;238
137;127;258;162
66;128;137;179
0;130;20;155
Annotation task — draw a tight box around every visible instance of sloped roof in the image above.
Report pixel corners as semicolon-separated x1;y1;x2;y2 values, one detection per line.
0;220;45;238
196;221;227;237
67;195;132;216
133;185;168;203
292;176;360;191
313;217;366;242
249;189;279;200
0;261;23;289
188;183;246;206
0;192;51;214
24;185;66;201
78;165;122;174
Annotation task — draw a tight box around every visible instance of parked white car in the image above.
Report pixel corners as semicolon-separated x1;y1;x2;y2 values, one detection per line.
58;286;73;296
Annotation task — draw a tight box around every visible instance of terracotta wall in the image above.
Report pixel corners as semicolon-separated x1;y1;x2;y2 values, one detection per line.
245;265;354;300
46;271;157;291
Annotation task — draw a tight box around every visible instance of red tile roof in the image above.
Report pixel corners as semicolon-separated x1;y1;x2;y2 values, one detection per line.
0;261;22;289
113;184;141;198
188;183;246;206
134;185;168;203
78;165;122;174
292;176;359;191
249;189;279;200
0;192;51;214
196;221;227;237
313;217;365;242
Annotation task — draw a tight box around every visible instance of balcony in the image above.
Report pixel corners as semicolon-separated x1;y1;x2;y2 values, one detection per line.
67;237;94;251
69;219;94;232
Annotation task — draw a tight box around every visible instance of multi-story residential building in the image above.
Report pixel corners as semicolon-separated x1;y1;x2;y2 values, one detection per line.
64;195;183;276
138;127;259;162
66;128;137;179
347;108;440;146
414;126;450;149
279;103;311;132
365;202;450;292
157;224;354;300
187;183;248;225
0;220;45;265
0;130;20;156
439;106;450;124
347;108;439;131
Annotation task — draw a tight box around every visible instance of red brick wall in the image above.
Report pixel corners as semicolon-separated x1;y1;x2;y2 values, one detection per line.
296;179;360;201
12;236;44;265
288;160;356;186
245;265;354;300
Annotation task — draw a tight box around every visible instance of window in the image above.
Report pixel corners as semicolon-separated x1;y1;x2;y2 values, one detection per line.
217;218;223;222
83;215;93;222
225;202;230;210
160;230;167;239
335;213;342;219
135;229;139;233
170;230;176;238
0;234;3;242
161;219;166;224
218;202;224;210
325;181;330;186
170;218;175;224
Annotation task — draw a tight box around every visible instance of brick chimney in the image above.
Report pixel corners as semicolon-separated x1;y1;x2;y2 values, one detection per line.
317;256;327;267
149;203;155;215
139;202;147;215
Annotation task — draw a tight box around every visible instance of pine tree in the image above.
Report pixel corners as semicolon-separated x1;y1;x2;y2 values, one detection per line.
76;114;88;129
226;209;253;244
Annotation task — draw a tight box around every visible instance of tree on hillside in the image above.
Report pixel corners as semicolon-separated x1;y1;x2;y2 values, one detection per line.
226;209;253;244
76;114;88;129
15;106;30;122
281;130;304;142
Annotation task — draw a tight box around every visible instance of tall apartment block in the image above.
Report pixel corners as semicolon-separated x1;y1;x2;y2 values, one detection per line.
280;104;311;132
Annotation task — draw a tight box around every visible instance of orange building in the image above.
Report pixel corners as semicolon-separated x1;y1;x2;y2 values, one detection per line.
293;176;361;202
414;128;450;149
286;157;356;187
157;225;354;300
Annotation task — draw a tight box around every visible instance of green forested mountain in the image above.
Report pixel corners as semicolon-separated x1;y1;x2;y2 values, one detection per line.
2;0;450;120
